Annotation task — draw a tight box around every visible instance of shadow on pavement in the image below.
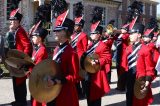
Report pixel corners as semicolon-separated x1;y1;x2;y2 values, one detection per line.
106;88;126;96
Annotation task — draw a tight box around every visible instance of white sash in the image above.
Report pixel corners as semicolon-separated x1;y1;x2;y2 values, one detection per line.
52;45;67;63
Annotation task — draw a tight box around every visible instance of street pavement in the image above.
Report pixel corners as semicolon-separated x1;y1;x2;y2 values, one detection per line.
0;69;160;106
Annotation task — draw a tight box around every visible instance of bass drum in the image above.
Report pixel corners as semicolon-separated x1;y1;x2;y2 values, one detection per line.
29;59;62;103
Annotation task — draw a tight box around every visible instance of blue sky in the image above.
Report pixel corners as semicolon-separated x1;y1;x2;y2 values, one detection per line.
157;0;160;14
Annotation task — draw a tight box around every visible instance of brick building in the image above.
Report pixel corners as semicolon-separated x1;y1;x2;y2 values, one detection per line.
0;0;159;40
119;0;159;27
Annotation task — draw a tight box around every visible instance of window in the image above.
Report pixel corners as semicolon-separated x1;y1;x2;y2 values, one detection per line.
150;4;152;16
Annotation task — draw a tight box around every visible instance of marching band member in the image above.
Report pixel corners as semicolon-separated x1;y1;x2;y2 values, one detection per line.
116;23;130;91
46;9;79;106
30;25;48;106
122;23;155;106
81;7;110;106
7;8;32;106
142;20;159;76
103;22;124;84
71;2;88;99
71;2;88;58
84;22;110;106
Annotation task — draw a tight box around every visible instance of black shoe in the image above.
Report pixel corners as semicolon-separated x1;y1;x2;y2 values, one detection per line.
78;93;86;100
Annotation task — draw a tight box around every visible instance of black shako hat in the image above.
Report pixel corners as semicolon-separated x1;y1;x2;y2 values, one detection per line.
129;23;144;34
32;28;48;40
9;8;23;22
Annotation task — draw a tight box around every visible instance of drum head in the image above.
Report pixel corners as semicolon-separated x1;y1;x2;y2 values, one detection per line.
29;59;62;103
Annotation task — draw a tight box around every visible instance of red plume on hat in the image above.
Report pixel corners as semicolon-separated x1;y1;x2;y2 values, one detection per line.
9;8;23;21
74;2;84;26
122;23;130;29
75;16;83;25
143;18;158;37
29;20;42;37
90;7;103;34
10;8;20;18
129;16;138;30
91;21;100;33
54;10;69;28
121;23;130;31
52;0;74;34
143;28;154;36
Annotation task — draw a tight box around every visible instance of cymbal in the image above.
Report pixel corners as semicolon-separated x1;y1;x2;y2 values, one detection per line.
134;77;148;99
5;57;34;77
29;59;62;103
84;53;100;73
7;49;34;64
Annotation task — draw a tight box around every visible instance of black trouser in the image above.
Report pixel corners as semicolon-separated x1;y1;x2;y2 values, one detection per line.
117;70;127;90
12;77;27;103
126;71;136;106
84;80;101;106
107;68;111;83
76;80;86;99
87;98;101;106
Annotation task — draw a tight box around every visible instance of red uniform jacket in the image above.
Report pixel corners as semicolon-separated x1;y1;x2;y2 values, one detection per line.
122;43;155;106
53;42;79;106
118;33;129;67
71;32;88;58
88;41;110;101
32;44;48;106
103;38;115;73
148;42;159;67
15;26;32;85
117;33;129;75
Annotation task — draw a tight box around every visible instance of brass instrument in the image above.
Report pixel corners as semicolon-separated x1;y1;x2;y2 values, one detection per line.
105;24;121;36
29;59;62;103
106;24;114;35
